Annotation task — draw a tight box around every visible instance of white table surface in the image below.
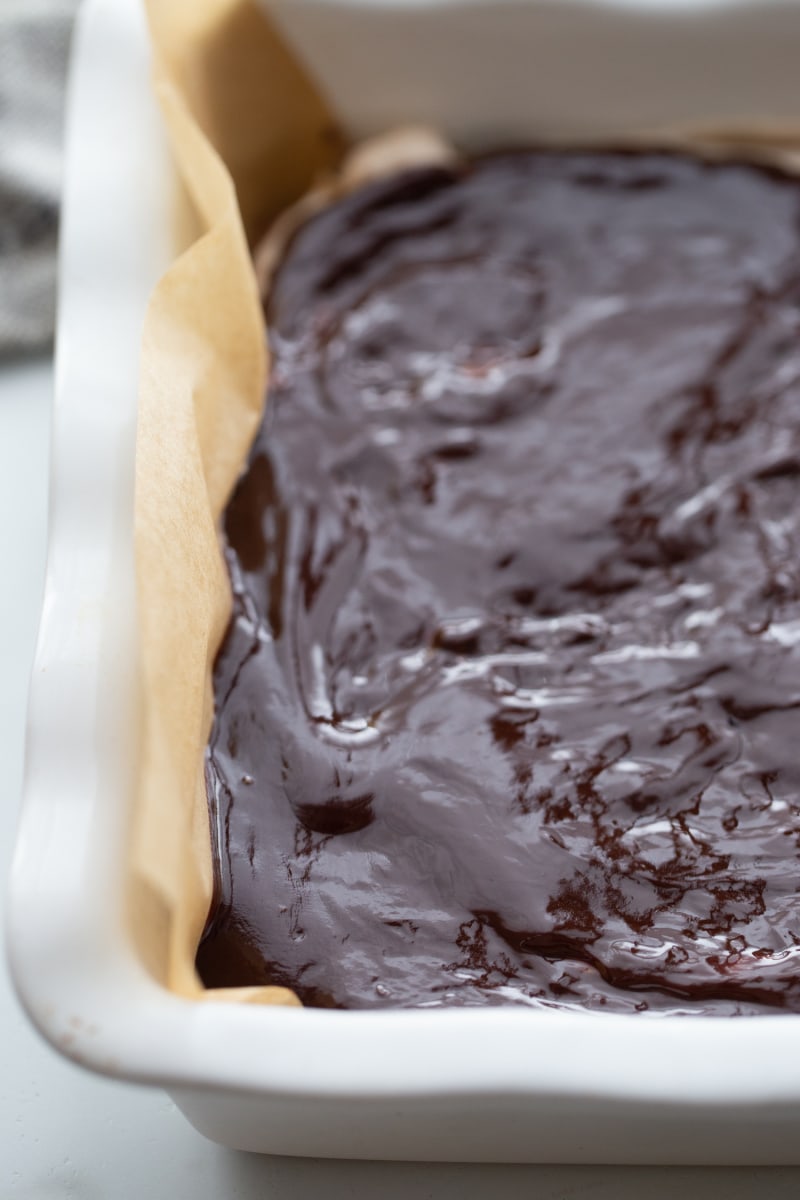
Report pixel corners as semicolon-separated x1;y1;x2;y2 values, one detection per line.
4;356;800;1197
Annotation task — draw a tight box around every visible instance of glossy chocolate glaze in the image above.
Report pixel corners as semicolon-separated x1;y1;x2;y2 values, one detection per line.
197;151;800;1013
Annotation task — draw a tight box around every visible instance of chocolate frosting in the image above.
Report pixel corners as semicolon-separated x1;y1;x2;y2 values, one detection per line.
197;151;800;1012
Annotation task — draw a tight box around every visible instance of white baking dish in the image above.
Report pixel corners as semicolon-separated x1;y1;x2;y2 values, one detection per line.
8;0;800;1163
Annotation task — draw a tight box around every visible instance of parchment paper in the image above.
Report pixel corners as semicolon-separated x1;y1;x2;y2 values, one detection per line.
132;0;800;1005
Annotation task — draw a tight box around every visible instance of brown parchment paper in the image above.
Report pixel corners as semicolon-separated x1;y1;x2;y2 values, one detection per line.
132;0;800;1006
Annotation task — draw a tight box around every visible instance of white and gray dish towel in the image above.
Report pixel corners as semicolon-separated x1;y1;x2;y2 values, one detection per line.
0;0;80;357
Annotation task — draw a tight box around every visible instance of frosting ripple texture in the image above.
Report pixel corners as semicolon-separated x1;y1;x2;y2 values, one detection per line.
198;152;800;1013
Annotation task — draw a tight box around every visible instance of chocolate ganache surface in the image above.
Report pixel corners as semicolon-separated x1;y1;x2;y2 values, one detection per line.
197;151;800;1013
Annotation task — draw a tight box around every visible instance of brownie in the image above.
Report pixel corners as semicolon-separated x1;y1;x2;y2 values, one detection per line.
198;150;800;1012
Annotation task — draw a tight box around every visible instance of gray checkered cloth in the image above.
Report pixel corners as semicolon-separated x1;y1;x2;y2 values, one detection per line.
0;0;80;357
